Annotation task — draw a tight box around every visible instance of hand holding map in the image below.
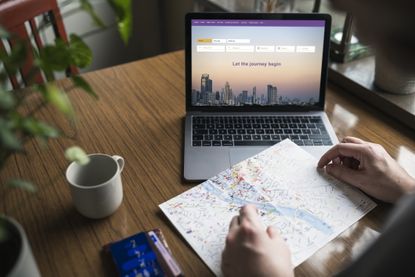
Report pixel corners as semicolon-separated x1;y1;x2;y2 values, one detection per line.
160;139;376;275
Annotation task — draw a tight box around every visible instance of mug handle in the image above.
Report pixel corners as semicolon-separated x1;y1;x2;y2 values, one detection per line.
112;155;124;172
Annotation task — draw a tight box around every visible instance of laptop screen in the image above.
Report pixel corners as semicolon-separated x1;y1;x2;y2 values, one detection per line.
187;14;330;111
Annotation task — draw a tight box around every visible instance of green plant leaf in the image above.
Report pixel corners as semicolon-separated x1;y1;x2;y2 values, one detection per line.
0;40;26;73
72;75;98;98
22;118;60;138
9;111;22;128
0;119;21;150
36;122;60;138
38;39;71;71
107;0;132;44
0;88;16;110
65;146;90;165
0;26;9;38
68;34;92;68
80;0;105;27
0;72;9;82
6;179;37;192
40;84;74;117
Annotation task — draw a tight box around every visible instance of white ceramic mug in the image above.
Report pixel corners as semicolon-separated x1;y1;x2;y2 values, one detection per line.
66;154;124;219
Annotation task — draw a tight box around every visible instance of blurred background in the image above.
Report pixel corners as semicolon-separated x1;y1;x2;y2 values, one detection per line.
59;0;193;72
59;0;357;73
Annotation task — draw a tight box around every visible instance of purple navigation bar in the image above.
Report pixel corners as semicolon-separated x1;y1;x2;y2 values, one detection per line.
192;19;325;27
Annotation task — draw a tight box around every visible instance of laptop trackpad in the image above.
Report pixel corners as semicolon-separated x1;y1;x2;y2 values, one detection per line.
229;147;267;166
185;149;231;181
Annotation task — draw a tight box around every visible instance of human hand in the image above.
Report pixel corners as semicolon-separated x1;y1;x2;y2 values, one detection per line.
221;204;294;277
329;0;415;72
318;136;415;203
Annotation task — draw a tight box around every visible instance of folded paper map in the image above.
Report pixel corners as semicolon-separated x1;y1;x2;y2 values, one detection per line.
160;139;376;275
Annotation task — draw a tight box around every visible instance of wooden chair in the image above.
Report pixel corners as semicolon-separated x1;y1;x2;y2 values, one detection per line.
0;0;78;89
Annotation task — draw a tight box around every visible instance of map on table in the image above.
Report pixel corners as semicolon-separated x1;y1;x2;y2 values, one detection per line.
159;139;377;276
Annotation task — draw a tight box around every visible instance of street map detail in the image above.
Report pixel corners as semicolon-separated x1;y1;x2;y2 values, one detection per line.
159;139;377;276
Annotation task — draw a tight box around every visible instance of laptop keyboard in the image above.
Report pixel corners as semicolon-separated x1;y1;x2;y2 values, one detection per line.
192;115;332;147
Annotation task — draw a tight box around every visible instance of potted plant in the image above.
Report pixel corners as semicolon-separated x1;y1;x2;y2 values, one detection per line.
0;0;132;275
0;217;40;276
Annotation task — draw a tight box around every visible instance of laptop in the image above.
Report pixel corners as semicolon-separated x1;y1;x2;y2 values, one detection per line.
183;12;338;181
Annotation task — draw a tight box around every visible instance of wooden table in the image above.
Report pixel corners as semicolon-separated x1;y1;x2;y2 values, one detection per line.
1;51;415;276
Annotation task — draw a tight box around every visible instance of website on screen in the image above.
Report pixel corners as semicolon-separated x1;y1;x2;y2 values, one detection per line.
191;19;325;107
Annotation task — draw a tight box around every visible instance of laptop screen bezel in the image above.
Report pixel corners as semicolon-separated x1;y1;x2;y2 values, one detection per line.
185;12;331;112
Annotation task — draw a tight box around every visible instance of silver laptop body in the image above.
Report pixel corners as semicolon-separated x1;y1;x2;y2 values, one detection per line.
183;13;338;181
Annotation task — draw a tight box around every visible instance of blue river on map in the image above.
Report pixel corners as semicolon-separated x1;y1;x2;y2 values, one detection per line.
202;181;333;235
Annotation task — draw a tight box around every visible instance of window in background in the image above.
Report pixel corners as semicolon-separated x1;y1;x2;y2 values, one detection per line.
59;0;192;73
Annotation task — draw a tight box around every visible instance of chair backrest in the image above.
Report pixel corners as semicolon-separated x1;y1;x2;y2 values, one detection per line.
0;0;78;89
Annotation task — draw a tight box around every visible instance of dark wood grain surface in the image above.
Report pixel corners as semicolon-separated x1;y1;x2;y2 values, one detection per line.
1;51;415;276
